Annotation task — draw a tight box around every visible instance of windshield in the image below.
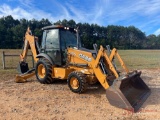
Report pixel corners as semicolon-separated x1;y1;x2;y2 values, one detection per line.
60;30;80;49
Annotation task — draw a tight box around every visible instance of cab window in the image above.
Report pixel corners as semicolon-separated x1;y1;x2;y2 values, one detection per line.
45;29;59;49
60;30;77;50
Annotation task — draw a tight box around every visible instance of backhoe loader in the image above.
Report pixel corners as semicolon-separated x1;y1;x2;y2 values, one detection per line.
15;25;151;112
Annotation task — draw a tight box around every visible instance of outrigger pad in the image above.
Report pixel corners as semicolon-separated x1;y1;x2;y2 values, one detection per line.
106;71;151;112
17;62;29;74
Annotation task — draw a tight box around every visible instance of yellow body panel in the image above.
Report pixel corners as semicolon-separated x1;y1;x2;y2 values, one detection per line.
52;67;74;79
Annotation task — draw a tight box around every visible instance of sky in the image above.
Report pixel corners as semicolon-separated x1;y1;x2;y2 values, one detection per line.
0;0;160;36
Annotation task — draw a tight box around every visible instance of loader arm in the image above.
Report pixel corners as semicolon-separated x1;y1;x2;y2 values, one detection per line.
109;48;129;73
92;46;119;89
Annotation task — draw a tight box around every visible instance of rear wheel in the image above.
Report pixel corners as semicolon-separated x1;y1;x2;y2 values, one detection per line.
67;71;87;93
35;58;53;84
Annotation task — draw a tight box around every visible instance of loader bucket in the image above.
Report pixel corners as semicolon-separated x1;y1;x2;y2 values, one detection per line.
17;62;29;74
106;71;151;112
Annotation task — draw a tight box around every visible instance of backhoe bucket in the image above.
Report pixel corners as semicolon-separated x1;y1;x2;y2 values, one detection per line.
17;62;29;74
106;71;151;112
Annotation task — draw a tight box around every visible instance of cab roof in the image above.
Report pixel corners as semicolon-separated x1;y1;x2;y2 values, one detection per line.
42;25;77;33
42;25;64;30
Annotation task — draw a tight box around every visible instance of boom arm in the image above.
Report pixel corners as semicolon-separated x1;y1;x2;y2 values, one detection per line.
16;28;40;82
20;27;39;63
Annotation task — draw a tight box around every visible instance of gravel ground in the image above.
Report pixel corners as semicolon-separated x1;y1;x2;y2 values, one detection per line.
0;69;160;120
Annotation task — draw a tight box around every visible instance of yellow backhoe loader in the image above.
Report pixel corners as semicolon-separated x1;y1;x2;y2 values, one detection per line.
15;25;151;112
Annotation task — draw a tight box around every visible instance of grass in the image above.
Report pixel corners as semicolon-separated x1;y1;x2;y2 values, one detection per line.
0;49;160;73
117;50;160;70
0;49;34;74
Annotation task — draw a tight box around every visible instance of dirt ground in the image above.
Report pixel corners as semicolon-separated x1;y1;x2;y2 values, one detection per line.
0;69;160;120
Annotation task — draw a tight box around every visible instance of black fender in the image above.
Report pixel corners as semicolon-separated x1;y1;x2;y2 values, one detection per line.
36;53;54;65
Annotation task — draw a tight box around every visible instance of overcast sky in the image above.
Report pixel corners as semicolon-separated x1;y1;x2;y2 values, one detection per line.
0;0;160;35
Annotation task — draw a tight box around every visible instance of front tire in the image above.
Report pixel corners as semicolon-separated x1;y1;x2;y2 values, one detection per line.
35;58;53;84
67;71;87;93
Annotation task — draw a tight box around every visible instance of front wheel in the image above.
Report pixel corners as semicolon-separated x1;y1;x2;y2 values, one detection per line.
67;71;87;93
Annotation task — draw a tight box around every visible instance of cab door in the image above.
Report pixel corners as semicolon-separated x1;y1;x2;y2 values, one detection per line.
41;29;62;66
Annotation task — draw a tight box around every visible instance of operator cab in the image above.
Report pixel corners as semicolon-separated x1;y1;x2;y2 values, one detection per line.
41;25;81;66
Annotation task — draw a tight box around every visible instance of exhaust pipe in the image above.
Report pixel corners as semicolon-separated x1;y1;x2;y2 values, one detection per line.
106;71;151;112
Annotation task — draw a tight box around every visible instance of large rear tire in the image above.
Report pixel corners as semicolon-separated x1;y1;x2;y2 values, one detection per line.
67;71;87;93
35;58;53;84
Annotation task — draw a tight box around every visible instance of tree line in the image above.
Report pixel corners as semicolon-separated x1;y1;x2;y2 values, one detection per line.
0;15;160;49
